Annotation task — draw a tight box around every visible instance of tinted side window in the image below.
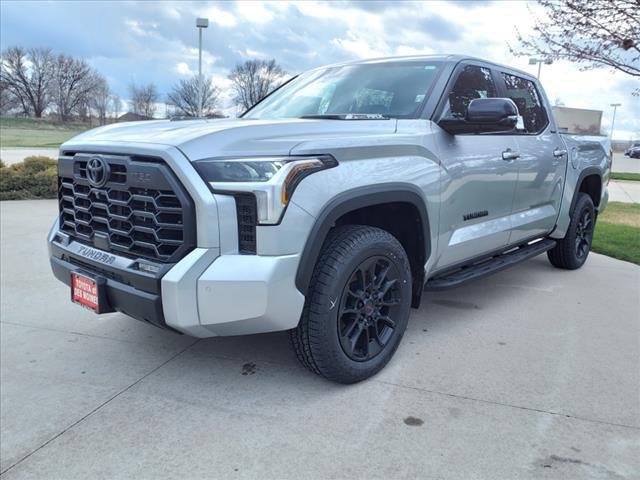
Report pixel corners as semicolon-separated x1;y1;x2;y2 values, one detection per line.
501;73;548;133
443;65;497;118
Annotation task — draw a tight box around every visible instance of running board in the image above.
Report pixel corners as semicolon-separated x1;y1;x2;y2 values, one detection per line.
425;239;556;291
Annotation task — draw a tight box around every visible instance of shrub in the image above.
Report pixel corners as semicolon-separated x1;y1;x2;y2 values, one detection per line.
0;156;58;200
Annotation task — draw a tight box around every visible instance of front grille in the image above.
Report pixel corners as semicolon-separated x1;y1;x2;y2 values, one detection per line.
235;194;257;254
57;153;196;263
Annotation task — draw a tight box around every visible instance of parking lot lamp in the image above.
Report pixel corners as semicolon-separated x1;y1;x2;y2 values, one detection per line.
610;103;621;140
529;57;553;79
196;17;209;117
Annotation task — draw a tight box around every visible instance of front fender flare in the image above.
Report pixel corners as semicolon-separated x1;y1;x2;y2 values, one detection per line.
294;183;431;298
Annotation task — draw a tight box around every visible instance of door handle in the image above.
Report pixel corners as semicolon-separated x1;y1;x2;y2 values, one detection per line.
553;148;567;158
502;149;520;161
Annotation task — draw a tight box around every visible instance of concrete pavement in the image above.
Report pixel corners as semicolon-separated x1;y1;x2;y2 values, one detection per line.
1;200;639;479
608;180;640;203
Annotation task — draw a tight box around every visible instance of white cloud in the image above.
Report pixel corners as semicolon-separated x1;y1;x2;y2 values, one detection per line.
235;1;275;24
210;72;232;89
125;19;152;37
204;6;237;27
163;6;181;20
332;36;388;59
394;45;435;57
244;48;266;58
293;1;341;20
176;62;193;76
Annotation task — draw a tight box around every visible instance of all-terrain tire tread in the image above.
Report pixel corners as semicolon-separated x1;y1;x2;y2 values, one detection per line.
547;193;595;270
290;225;411;383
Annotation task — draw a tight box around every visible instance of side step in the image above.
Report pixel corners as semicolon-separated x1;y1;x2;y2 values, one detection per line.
425;239;556;291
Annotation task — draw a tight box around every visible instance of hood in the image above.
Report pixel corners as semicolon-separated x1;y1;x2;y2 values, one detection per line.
65;117;398;160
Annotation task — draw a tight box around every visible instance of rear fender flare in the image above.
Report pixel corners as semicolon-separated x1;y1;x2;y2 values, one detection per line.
570;167;602;214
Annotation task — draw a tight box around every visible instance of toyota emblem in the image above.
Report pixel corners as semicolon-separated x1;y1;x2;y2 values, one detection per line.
86;157;110;187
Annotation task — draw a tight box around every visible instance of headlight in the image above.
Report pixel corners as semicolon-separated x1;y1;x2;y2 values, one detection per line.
193;155;337;224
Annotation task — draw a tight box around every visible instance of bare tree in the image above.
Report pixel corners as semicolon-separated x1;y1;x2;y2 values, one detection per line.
111;94;122;120
76;97;92;124
0;47;54;117
167;76;221;117
91;76;110;125
228;59;285;111
128;82;158;118
51;54;101;121
0;79;22;115
511;0;639;93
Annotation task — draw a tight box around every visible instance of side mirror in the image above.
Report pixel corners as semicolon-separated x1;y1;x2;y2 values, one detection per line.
438;98;519;135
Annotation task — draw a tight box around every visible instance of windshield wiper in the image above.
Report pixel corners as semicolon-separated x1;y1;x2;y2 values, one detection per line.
299;113;391;120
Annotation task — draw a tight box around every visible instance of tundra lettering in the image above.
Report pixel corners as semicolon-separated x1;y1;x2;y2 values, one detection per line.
463;211;489;221
77;246;116;265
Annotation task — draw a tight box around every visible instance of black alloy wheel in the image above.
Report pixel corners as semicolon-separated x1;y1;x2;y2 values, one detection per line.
574;208;594;260
338;256;403;361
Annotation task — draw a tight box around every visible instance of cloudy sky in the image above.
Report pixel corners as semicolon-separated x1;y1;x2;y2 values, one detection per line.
1;0;638;138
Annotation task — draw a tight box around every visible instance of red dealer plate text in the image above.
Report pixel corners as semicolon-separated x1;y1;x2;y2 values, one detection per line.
71;274;99;312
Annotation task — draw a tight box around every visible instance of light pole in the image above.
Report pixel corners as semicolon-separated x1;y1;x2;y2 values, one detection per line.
610;103;621;141
196;17;209;117
529;57;553;79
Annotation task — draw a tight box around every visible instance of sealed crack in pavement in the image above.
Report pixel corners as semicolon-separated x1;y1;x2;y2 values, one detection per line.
536;454;627;479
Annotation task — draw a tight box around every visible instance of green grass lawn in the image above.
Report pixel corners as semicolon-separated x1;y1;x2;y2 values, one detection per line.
0;117;88;148
592;202;640;265
610;172;640;182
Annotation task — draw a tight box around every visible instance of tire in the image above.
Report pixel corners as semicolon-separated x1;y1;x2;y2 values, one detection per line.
547;193;596;270
290;225;412;384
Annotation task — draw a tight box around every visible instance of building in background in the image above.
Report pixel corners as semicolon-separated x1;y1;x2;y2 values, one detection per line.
551;106;602;135
117;112;152;122
612;139;638;152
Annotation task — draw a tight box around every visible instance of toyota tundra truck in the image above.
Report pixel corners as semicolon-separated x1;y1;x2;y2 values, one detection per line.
48;55;610;383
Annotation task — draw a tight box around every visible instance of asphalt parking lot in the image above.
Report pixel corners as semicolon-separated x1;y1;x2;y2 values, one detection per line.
613;152;640;175
1;199;639;479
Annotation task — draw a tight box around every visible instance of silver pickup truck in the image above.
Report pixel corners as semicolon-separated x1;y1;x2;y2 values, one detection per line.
49;55;610;383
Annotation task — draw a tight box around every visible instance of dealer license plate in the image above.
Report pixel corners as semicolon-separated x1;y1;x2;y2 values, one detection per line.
71;273;99;312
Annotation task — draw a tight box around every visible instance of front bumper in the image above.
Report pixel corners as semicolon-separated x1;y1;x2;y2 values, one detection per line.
162;248;304;337
49;223;305;338
48;141;309;337
50;254;167;328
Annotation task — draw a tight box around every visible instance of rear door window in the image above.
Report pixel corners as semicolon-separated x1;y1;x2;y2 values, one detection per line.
501;73;548;134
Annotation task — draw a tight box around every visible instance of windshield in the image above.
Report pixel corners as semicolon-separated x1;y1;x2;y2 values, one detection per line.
244;61;442;120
